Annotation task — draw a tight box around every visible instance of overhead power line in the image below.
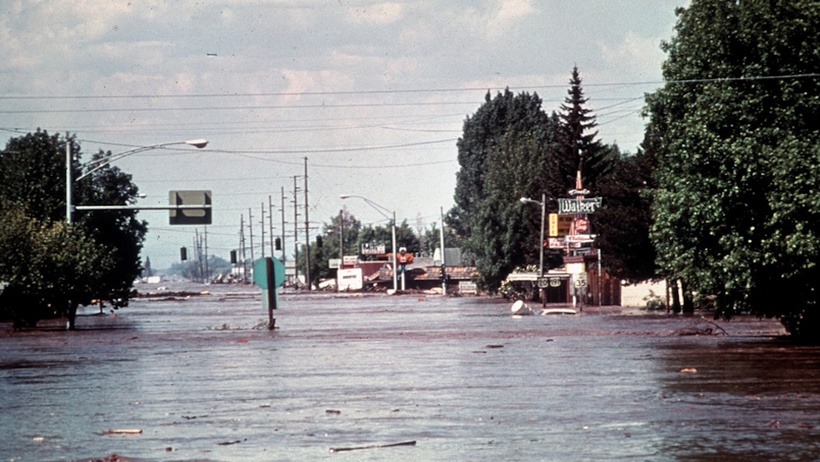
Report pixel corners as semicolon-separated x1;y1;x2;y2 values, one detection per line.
0;72;815;100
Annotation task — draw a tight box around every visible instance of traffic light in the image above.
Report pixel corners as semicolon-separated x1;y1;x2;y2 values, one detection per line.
230;250;237;264
275;237;282;251
316;236;323;248
180;247;188;261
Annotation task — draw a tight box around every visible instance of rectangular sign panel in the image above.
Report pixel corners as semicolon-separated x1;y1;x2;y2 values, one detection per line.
558;197;602;215
549;213;573;237
547;238;565;249
169;190;212;225
361;243;386;255
342;255;358;267
565;234;596;242
338;268;363;291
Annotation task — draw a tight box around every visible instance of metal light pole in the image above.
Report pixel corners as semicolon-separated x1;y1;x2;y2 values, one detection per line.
520;194;546;305
339;194;398;292
66;138;208;224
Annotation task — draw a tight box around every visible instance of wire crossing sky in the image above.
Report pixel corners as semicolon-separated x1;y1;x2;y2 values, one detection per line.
1;0;690;268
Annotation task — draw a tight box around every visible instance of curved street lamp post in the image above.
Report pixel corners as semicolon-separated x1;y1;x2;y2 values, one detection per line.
339;194;398;292
520;193;546;305
66;139;208;224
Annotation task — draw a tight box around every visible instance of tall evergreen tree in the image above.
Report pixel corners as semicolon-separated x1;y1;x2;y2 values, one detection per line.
558;66;616;193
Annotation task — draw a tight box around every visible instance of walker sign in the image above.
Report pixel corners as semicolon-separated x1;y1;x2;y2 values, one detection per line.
558;197;603;215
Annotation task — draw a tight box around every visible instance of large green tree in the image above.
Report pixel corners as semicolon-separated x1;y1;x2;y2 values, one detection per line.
0;130;147;328
449;89;563;290
450;72;624;292
77;149;148;305
0;198;115;328
646;0;820;337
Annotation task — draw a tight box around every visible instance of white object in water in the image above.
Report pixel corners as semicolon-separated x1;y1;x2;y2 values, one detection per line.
511;300;533;315
541;308;577;315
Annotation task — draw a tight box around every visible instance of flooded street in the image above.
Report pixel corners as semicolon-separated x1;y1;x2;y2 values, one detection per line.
1;285;819;461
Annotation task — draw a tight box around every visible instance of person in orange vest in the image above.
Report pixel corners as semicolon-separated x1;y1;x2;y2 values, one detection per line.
396;247;414;274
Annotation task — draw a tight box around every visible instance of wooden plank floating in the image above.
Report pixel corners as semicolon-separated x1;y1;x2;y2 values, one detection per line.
329;440;417;453
101;429;142;435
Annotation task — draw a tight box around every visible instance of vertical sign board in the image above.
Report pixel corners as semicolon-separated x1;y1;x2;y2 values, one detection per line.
548;213;573;237
169;190;212;225
253;257;286;329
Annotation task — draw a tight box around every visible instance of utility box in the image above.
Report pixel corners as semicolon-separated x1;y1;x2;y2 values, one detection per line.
169;190;212;225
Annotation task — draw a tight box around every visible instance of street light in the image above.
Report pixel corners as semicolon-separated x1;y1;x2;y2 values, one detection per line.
67;139;208;224
339;194;398;292
520;193;546;305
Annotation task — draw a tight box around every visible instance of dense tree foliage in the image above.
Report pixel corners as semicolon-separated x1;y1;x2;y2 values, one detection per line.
646;0;820;337
0;130;147;328
450;72;625;291
77;150;148;304
0;198;115;328
592;147;657;283
421;221;462;258
449;89;564;290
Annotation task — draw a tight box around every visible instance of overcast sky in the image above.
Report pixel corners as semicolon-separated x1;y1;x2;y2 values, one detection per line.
1;0;688;269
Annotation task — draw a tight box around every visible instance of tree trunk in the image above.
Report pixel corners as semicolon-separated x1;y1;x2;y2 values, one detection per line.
681;280;695;314
670;279;682;314
66;302;78;330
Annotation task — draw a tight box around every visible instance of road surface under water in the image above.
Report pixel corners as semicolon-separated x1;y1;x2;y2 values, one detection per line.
1;284;818;461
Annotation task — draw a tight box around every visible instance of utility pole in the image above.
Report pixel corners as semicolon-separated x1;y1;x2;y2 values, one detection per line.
293;176;301;286
304;157;311;291
204;227;209;282
269;195;275;258
239;214;247;282
260;202;266;258
280;186;286;263
248;207;255;265
65;132;73;224
440;206;447;295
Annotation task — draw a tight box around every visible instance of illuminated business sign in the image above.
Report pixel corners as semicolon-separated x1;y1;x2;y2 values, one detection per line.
548;213;573;237
558;197;603;215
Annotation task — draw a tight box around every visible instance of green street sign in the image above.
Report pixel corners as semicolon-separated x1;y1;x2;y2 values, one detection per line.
253;257;285;289
558;197;602;215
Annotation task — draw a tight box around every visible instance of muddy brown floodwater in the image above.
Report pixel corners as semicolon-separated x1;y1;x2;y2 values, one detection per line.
1;283;819;462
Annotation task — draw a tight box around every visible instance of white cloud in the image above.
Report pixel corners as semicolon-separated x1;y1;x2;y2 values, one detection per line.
496;0;536;23
344;2;406;25
488;0;537;38
599;31;667;80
